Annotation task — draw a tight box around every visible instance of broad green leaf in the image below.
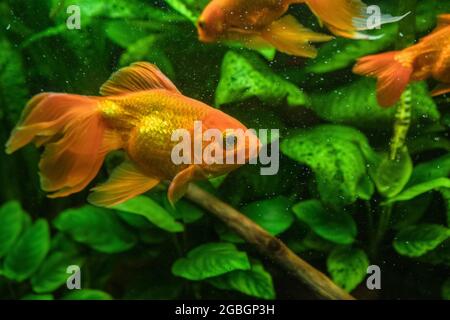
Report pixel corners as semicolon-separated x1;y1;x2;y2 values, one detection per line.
441;188;450;227
172;243;250;280
53;206;137;253
371;149;413;198
21;294;54;300
3;219;50;282
327;246;369;292
309;80;439;130
393;224;450;257
31;252;84;294
62;289;112;300
281;125;377;207
164;198;205;224
208;260;275;300
216;51;310;108
386;154;450;203
219;197;294;242
0;201;27;258
164;0;210;23
113;196;184;232
392;194;432;230
442;278;450;300
292;200;357;245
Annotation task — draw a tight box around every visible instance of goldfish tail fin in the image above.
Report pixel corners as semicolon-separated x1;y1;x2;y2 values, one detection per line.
6;93;120;197
261;15;333;58
353;51;413;107
431;83;450;97
303;0;409;40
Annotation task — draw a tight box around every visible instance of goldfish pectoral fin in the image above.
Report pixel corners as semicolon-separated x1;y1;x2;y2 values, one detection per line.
353;52;413;107
100;62;181;96
168;166;198;206
261;15;333;58
88;161;160;208
431;83;450;97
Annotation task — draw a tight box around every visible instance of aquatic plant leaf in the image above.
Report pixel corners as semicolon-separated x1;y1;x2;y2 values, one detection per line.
281;125;377;207
0;201;28;258
441;188;450;227
172;243;250;280
392;194;433;230
442;278;450;300
21;294;54;300
208;259;275;300
371;149;413;198
309;79;440;130
219;196;294;243
162;198;205;224
113;196;184;232
62;289;112;300
53;206;137;253
386;154;450;203
393;224;450;257
3;220;50;282
164;0;210;23
31;252;84;294
292;200;357;245
216;51;310;108
327;246;369;292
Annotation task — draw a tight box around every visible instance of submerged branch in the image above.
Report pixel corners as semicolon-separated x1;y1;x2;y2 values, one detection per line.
185;184;355;300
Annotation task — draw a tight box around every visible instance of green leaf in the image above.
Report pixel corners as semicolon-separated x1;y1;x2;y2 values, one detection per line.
292;200;357;245
371;148;413;198
208;259;275;299
442;278;450;300
327;246;369;292
164;0;210;23
392;194;432;230
53;206;137;253
3;219;50;282
0;201;27;258
219;197;294;242
386;154;450;203
281;125;377;207
309;80;439;130
216;51;310;108
393;224;450;257
62;289;112;300
172;243;250;280
113;196;184;232
164;198;205;224
21;294;54;300
441;188;450;227
31;252;84;294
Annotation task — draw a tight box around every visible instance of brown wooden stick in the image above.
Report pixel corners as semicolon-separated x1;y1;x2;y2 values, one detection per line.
185;184;355;300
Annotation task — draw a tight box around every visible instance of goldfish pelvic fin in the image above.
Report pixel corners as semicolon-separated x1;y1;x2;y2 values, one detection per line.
6;93;112;197
431;83;450;97
88;161;160;207
168;165;199;206
100;62;181;96
353;51;413;108
261;15;333;58
304;0;409;40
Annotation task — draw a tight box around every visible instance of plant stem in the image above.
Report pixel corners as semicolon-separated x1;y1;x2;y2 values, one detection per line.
185;184;355;300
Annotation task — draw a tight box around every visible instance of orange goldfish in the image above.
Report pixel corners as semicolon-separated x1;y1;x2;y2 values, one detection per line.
353;14;450;107
197;0;406;57
5;62;260;207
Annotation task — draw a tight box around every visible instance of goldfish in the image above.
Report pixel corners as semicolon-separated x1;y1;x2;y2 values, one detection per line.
5;62;260;207
353;14;450;107
197;0;406;57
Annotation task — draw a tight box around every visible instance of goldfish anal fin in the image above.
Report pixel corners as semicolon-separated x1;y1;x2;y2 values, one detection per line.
88;161;160;208
100;62;181;96
261;15;333;58
168;165;200;206
353;51;413;107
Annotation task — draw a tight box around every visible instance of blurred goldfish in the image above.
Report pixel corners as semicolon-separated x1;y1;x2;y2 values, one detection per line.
6;62;260;207
197;0;406;57
353;14;450;107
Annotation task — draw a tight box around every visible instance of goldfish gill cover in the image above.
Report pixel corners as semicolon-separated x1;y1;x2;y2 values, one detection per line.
0;0;449;305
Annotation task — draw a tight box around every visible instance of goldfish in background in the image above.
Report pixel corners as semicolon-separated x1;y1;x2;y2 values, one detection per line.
5;62;260;207
197;0;407;57
353;14;450;108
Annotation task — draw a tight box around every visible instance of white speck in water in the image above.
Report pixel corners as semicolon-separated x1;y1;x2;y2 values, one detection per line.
6;24;11;30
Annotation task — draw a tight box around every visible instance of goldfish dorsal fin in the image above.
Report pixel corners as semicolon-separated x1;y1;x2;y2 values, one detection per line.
88;160;160;207
100;62;181;96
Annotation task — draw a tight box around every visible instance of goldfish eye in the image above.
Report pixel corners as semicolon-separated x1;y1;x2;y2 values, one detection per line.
198;20;206;29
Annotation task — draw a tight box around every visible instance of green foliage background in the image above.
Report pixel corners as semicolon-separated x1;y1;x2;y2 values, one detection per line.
0;0;449;300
